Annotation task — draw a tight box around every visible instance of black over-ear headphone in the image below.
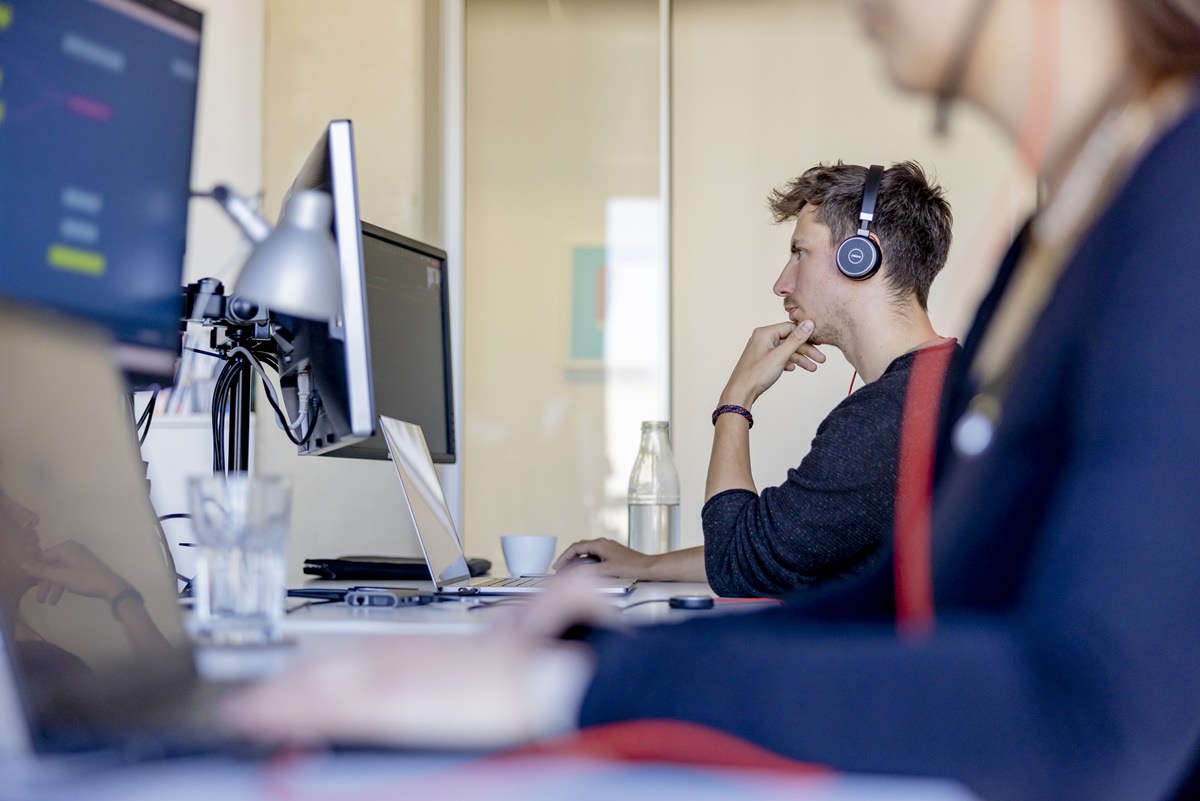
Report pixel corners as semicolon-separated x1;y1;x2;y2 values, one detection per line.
835;164;885;280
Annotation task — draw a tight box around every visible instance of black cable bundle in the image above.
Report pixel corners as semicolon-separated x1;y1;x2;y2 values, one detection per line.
209;352;243;473
209;345;320;472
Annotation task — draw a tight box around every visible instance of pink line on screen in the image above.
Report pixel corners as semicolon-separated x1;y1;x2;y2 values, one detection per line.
66;94;112;122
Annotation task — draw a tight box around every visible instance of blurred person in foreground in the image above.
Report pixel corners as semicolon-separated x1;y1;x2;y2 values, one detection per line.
556;160;957;598
224;1;1200;799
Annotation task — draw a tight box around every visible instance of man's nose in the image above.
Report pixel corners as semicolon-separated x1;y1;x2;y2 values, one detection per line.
773;263;794;296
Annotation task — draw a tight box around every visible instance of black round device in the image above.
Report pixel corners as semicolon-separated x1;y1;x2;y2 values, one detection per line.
668;595;715;610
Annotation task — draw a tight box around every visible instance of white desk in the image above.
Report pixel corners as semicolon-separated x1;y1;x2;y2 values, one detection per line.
8;582;981;801
277;579;750;636
189;579;748;686
8;750;980;801
196;580;747;681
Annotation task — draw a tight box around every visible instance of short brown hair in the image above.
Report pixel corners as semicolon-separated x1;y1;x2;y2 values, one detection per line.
767;161;953;309
1118;0;1200;78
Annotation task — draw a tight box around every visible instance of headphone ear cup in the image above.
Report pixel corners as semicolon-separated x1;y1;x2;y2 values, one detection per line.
835;235;882;279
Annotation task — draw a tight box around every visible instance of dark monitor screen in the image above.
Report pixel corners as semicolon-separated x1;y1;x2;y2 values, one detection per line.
0;0;202;387
327;222;455;463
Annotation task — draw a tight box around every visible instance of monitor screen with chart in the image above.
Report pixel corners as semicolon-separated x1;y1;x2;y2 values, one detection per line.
0;0;202;387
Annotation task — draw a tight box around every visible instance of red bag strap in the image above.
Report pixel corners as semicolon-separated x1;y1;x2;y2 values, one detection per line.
893;340;956;640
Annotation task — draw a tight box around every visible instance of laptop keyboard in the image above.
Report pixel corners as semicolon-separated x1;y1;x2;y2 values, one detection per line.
471;576;551;588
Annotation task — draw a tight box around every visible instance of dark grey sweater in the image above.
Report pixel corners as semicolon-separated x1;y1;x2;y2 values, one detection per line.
702;345;954;597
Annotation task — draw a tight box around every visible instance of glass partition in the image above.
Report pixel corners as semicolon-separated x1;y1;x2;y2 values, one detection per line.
462;0;665;563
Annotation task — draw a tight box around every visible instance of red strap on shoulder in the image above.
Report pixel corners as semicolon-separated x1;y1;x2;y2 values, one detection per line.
893;341;955;640
501;719;830;774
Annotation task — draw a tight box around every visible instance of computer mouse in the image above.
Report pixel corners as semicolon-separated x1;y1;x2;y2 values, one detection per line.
559;553;602;569
669;595;715;610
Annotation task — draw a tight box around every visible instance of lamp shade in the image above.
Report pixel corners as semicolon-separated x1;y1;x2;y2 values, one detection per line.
232;190;342;321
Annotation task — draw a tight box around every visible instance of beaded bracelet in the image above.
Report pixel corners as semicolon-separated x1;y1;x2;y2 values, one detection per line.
711;404;754;429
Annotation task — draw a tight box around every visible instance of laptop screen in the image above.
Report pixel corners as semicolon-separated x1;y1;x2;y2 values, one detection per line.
380;417;472;587
0;305;195;751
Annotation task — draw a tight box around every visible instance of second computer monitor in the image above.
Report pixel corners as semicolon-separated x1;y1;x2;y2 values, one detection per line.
326;222;456;464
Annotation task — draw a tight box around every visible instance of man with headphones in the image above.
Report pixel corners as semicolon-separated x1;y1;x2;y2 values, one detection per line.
555;161;958;597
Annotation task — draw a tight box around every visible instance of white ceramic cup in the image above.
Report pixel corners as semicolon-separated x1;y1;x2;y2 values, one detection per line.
500;535;558;577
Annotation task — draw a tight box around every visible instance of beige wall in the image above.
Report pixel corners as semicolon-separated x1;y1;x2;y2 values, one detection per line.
183;0;264;287
260;0;436;239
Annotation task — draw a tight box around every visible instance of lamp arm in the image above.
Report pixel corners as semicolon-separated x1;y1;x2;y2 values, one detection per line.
193;185;272;244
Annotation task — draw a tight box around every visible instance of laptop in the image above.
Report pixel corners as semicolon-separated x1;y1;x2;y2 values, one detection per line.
0;305;269;775
380;417;636;596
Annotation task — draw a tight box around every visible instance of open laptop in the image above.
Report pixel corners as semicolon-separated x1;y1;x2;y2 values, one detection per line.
380;417;636;596
0;305;271;775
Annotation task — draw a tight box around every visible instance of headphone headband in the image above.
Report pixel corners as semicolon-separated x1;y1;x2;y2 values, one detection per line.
856;164;884;237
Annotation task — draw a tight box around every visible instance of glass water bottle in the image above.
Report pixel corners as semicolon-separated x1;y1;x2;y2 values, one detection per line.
627;420;680;554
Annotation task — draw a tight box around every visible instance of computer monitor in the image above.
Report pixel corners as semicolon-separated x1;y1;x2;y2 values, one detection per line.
0;0;202;388
327;222;456;464
273;119;375;455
